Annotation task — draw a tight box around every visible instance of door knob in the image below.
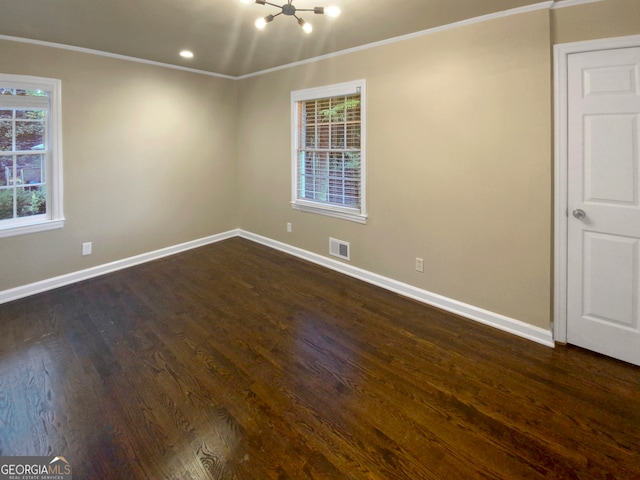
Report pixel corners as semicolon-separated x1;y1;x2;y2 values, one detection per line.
572;209;586;220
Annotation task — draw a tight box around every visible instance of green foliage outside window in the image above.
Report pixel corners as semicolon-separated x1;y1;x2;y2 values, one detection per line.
0;188;46;220
319;97;360;122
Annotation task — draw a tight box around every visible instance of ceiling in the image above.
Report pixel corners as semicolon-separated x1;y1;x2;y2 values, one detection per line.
0;0;551;77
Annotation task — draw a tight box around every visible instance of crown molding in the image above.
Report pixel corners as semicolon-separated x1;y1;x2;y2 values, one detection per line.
237;2;553;79
0;34;235;80
1;1;599;80
551;0;605;9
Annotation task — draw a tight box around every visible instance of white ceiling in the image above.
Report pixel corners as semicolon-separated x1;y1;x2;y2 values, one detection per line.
0;0;551;77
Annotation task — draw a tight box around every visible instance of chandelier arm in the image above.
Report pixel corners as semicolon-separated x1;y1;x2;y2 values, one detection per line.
296;7;326;14
260;1;282;8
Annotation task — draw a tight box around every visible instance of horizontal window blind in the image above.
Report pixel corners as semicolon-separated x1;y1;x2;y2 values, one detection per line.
297;93;361;209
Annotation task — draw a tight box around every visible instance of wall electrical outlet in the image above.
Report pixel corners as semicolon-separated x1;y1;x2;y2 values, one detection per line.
82;242;92;256
415;257;424;273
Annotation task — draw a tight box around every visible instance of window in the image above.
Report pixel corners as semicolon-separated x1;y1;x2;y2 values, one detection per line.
0;74;63;238
291;80;366;224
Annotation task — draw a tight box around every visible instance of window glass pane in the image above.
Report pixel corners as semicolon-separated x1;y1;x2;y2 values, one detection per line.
316;151;329;177
14;89;45;97
299;152;309;198
346;124;360;149
15;120;45;151
0;110;12;119
16;110;45;120
345;95;360;122
16;185;46;218
301;151;329;202
328;152;343;176
0;88;14;96
304;125;316;148
17;154;45;185
0;188;13;220
344;180;360;206
0;121;12;151
317;124;329;149
317;99;331;123
328;152;344;204
333;96;348;121
331;124;345;148
0;155;12;187
304;101;317;124
345;151;360;171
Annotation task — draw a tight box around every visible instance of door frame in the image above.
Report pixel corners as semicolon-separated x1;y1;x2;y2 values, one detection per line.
553;34;640;343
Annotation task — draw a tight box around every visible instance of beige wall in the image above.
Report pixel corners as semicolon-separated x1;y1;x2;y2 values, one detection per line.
2;0;639;331
238;10;554;329
552;0;640;45
0;41;238;291
235;0;640;331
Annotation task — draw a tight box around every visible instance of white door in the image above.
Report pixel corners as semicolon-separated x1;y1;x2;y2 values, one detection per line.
567;47;640;366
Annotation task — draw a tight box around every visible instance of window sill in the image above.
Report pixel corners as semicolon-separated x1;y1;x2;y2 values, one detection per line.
0;218;65;238
291;201;368;224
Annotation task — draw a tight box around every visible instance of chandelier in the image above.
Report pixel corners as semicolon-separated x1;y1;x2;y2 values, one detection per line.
241;0;341;34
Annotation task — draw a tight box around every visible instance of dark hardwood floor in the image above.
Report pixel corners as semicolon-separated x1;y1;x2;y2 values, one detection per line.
0;237;638;479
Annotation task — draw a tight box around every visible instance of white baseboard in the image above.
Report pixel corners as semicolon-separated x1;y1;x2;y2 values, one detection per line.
1;227;554;348
239;230;555;348
0;229;240;305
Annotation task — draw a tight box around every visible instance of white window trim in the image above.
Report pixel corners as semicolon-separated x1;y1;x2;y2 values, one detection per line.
291;79;367;224
0;73;64;238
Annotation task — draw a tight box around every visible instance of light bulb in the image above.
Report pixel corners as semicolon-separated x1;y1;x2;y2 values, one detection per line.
239;0;251;3
298;18;313;33
325;6;341;17
179;50;194;58
255;14;274;30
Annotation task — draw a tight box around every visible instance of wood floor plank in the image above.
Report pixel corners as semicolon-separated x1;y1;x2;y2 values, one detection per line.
0;237;639;479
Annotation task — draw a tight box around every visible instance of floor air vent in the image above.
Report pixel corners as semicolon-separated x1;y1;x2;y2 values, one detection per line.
329;237;350;261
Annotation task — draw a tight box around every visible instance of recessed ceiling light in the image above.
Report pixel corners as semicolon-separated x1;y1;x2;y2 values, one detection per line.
180;50;194;59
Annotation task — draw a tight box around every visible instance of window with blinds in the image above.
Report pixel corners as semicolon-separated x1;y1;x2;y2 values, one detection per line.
291;80;366;224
